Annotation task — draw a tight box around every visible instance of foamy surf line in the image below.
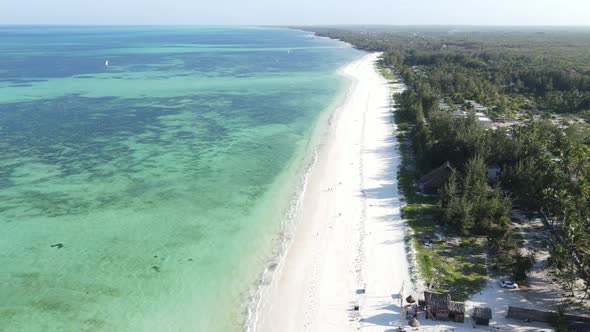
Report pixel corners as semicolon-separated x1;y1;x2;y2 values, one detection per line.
245;147;315;332
244;55;364;332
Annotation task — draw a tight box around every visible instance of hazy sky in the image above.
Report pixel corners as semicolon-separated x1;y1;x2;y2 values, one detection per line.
2;0;589;26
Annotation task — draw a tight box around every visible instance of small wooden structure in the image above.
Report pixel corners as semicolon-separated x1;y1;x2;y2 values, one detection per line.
423;291;465;323
472;306;492;326
424;291;450;320
449;301;465;323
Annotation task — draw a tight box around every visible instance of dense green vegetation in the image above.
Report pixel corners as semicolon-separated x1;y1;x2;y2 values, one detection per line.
303;26;590;302
393;93;488;300
304;26;590;119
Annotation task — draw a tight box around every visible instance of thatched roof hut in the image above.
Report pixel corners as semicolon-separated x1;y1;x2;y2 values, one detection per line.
449;301;465;323
472;306;492;326
423;291;466;323
418;161;454;194
424;291;451;320
424;291;450;311
449;301;465;314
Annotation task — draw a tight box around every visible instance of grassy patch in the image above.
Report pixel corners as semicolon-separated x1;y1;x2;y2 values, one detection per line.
377;62;399;83
405;204;488;301
433;239;488;301
402;205;437;229
403;204;436;280
379;67;397;82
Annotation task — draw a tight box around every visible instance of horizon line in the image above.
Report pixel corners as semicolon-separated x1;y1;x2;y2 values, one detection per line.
1;23;590;28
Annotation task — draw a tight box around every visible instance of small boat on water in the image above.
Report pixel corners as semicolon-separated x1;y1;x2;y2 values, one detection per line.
105;60;109;67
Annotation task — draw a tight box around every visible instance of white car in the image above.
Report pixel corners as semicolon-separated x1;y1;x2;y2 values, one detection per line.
500;280;518;289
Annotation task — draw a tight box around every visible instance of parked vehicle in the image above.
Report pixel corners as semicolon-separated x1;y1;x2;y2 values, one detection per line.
500;279;518;289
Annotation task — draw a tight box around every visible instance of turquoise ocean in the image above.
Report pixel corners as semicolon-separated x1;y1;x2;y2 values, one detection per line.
0;27;360;331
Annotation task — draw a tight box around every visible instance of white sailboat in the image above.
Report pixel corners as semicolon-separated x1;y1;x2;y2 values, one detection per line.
105;60;109;67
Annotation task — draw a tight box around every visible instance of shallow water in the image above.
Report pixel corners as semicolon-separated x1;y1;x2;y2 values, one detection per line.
0;26;360;331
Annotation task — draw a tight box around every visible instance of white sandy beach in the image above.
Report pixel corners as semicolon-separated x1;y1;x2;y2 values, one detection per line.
253;52;556;332
254;53;412;332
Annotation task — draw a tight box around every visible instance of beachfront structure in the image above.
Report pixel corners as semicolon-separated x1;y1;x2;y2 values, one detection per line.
451;109;495;129
424;291;450;320
418;161;454;195
423;291;465;323
449;301;465;323
472;306;492;326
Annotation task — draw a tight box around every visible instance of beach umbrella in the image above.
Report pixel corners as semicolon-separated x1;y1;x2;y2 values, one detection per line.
409;318;420;327
405;295;416;304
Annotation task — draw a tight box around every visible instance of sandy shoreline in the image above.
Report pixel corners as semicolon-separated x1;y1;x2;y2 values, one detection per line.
252;50;556;332
254;53;410;332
